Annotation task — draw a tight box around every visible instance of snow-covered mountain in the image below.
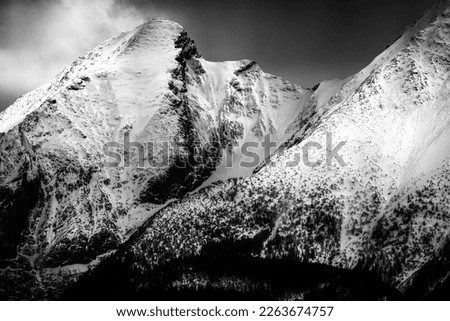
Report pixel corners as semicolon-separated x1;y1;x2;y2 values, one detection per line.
0;18;316;299
2;1;450;300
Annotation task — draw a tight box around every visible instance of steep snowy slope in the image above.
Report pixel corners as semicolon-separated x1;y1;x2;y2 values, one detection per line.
187;58;312;181
284;0;450;151
70;0;450;299
0;19;313;299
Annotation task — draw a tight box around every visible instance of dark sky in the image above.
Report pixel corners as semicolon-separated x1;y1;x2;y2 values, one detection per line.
0;0;439;111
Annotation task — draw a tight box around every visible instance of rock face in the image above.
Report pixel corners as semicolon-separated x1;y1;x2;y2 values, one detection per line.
3;1;450;300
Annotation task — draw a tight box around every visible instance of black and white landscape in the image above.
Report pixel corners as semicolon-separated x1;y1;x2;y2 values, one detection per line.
1;0;450;300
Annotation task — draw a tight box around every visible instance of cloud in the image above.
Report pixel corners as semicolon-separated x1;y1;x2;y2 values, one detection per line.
0;0;147;110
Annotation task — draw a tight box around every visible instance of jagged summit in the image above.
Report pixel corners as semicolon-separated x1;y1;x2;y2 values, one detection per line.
0;18;183;134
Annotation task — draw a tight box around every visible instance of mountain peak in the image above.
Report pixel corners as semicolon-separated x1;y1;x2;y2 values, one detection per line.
137;17;184;34
0;10;312;300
